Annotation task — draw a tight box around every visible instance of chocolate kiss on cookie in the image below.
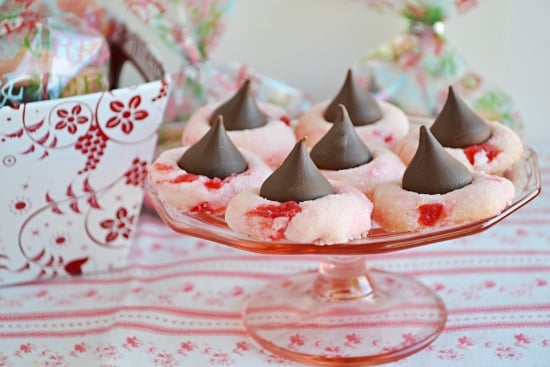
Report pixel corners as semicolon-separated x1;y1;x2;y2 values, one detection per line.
208;79;267;130
403;126;472;195
178;116;248;179
430;86;491;148
260;139;334;202
323;69;382;126
311;104;373;170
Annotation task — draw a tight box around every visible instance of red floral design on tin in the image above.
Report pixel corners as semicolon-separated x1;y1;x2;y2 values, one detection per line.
100;207;135;243
54;105;89;134
64;257;89;276
124;158;149;186
9;197;31;215
75;124;109;174
50;233;70;248
152;80;169;102
106;96;149;134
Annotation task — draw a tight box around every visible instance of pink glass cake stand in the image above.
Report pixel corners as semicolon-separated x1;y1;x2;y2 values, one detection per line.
147;148;540;366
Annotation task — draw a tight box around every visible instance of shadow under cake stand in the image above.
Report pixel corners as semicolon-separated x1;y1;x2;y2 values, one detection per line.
148;148;540;367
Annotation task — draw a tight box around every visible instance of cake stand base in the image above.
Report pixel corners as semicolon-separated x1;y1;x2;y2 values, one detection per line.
242;256;447;366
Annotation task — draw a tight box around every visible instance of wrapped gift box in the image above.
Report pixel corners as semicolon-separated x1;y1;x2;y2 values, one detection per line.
0;21;171;286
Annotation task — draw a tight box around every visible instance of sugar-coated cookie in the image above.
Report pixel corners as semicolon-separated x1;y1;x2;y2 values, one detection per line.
397;87;523;175
150;118;271;216
226;140;373;244
373;126;515;232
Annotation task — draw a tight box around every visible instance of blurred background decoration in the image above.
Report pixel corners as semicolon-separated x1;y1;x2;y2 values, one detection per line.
98;0;311;150
353;0;523;132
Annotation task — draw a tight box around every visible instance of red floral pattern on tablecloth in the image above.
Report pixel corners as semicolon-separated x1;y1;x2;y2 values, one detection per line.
0;332;549;366
0;144;548;366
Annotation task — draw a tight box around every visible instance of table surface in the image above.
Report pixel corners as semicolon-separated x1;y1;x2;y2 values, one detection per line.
0;144;548;367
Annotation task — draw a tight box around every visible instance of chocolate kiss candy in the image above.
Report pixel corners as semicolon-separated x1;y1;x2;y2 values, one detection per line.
260;139;334;202
311;104;372;170
178;116;248;179
402;126;472;195
208;79;267;130
430;86;491;148
323;69;382;126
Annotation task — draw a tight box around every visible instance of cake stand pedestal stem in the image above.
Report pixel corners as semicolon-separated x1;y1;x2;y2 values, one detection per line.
313;255;376;301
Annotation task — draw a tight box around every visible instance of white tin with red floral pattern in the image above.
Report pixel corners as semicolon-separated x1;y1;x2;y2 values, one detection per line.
0;23;171;286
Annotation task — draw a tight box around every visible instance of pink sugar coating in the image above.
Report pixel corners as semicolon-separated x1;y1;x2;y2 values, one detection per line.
396;121;523;175
372;172;515;232
149;147;272;215
225;181;373;245
320;148;406;199
294;100;409;150
182;103;296;167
